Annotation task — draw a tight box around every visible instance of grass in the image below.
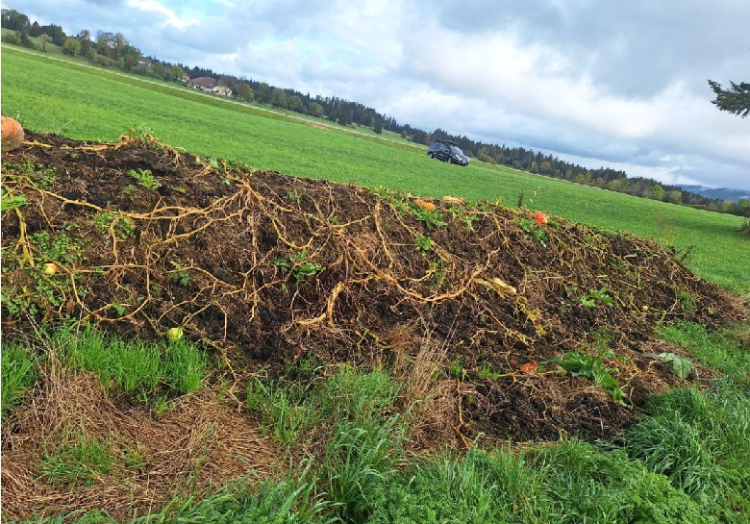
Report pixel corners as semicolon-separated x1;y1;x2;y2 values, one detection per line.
2;46;748;292
39;432;115;488
6;331;750;523
0;325;209;422
1;343;37;420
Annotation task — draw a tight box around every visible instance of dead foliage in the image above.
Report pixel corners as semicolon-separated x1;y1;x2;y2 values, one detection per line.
0;349;275;522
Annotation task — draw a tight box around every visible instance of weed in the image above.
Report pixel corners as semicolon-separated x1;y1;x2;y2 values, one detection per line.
414;234;432;253
163;338;207;394
547;351;625;405
128;168;160;191
658;352;694;379
479;363;502;380
28;230;81;265
624;412;729;501
369;449;551;523
286;191;302;203
412;205;447;230
675;290;696;313
1;188;27;211
94;211;136;240
56;327;207;402
274;250;323;285
518;218;549;246
167;261;191;287
531;439;711;523
109;303;126;317
447;357;464;379
246;378;314;444
579;286;614;308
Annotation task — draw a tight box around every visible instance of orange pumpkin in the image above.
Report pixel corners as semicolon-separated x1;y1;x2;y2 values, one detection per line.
532;212;547;225
1;116;25;152
416;199;436;211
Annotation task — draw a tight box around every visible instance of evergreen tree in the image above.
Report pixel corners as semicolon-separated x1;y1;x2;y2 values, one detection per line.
708;80;750;118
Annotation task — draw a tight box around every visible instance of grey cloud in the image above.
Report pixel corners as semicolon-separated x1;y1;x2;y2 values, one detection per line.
427;0;750;97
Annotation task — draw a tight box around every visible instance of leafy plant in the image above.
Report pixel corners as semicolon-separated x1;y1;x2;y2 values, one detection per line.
274;251;323;285
548;351;626;405
658;352;694;379
579;286;614;308
167;261;191;287
412;205;447;230
414;234;433;253
518;218;549;246
128;168;160;191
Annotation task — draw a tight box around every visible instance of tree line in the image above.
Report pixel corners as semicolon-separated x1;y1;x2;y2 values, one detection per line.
2;8;748;217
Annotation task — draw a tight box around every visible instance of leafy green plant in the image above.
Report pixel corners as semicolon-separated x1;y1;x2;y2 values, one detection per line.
412;206;447;230
658;352;694;379
128;168;160;191
94;211;136;240
274;250;323;285
518;218;549;246
167;261;191;287
579;286;614;308
414;234;432;253
548;351;625;405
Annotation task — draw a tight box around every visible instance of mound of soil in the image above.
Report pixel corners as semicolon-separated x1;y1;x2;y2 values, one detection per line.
2;131;744;446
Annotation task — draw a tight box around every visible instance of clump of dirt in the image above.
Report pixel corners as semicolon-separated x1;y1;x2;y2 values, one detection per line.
1;131;744;450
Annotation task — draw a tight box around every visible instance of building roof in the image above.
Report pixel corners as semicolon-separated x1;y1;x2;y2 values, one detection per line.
188;77;219;89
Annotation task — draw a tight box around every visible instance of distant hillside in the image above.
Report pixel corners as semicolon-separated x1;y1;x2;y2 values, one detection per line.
679;185;750;203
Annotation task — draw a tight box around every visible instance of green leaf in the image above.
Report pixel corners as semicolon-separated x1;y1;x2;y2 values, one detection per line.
659;353;693;379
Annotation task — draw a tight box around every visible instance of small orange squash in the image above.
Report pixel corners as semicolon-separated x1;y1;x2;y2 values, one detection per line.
416;199;436;211
532;212;547;225
1;116;25;152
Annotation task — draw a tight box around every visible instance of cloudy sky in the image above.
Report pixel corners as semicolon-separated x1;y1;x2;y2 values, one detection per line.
7;0;750;190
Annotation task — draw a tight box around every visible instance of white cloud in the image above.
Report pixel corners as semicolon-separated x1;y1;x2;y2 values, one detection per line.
126;0;198;29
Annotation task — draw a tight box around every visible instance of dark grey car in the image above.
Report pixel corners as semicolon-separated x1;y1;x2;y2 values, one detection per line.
427;140;470;166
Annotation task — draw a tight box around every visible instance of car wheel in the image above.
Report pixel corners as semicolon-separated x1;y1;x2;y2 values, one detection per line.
448;157;453;164
428;152;434;158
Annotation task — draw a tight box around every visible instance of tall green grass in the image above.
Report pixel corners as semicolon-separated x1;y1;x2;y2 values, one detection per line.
2;46;748;292
1;343;37;420
53;327;208;399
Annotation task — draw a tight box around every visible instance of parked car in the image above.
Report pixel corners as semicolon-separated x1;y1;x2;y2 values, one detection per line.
427;140;470;166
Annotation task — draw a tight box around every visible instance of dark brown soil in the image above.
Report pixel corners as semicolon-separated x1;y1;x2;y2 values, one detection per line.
2;131;745;448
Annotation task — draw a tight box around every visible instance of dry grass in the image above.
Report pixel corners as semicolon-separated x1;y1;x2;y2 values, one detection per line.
1;353;278;522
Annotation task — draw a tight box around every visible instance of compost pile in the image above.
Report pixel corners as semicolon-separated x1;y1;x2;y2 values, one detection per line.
2;131;744;447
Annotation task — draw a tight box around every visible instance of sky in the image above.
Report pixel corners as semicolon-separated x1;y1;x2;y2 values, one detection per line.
6;0;750;191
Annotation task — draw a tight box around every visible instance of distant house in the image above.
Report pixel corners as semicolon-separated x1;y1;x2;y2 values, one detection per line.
187;77;232;97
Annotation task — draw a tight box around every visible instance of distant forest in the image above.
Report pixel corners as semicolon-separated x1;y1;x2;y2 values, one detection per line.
3;8;749;218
